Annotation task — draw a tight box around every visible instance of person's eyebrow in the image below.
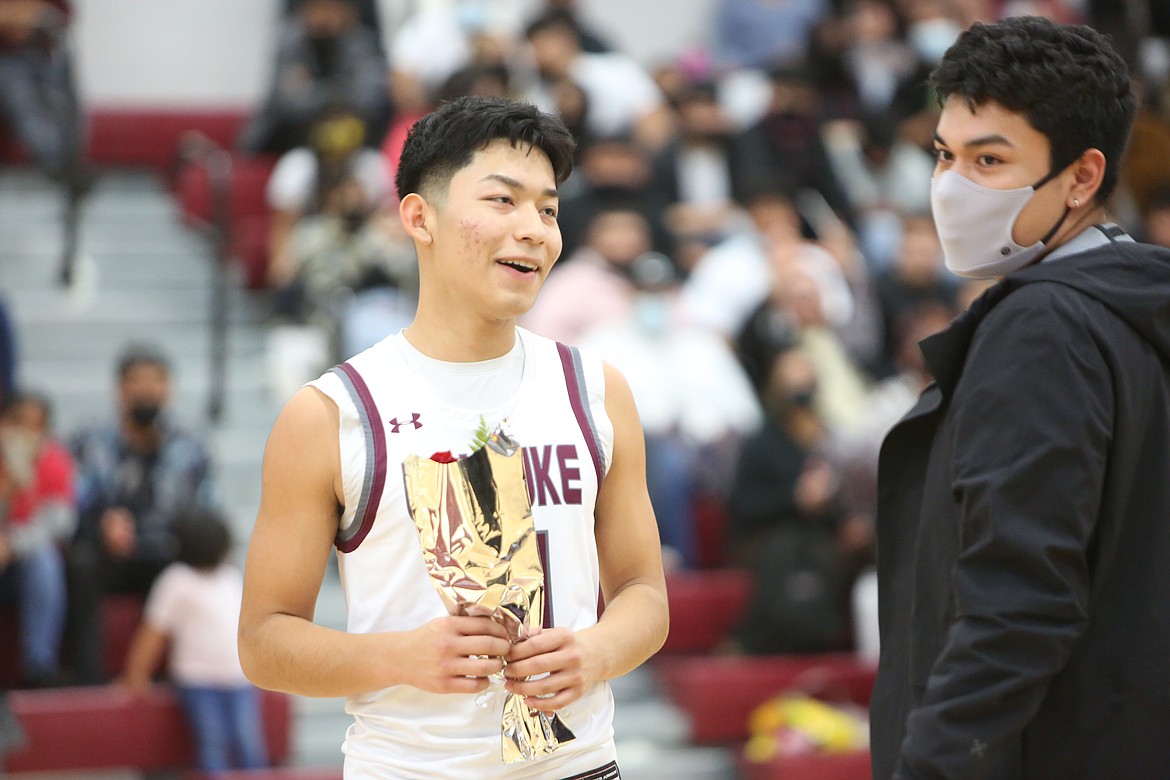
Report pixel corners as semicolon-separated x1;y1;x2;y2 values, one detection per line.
480;173;558;199
933;131;1015;149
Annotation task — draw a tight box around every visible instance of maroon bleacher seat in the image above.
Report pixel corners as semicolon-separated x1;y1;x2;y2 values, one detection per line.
5;685;291;773
692;493;732;568
87;109;250;173
175;153;277;289
185;770;342;780
0;593;153;688
738;750;872;780
654;653;876;744
659;569;752;654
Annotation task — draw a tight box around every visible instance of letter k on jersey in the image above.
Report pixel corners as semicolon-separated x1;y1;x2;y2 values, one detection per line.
388;413;423;433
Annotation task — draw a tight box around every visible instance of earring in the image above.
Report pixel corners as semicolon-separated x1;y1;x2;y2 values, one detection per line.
1073;198;1081;208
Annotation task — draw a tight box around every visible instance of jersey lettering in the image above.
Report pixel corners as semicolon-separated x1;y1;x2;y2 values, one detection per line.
521;444;583;507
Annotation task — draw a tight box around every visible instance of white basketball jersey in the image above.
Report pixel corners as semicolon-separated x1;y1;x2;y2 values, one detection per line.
308;327;618;779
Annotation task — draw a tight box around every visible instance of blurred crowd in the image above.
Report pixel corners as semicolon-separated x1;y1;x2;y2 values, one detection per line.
232;0;1170;658
3;0;1170;728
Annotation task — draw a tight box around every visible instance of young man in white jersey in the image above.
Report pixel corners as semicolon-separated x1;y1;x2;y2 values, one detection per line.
239;96;669;779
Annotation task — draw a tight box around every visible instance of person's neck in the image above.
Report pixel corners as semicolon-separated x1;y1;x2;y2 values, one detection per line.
403;308;518;363
1040;206;1110;257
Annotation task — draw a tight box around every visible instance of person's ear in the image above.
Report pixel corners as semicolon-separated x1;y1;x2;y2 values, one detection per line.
1068;148;1107;209
399;193;433;245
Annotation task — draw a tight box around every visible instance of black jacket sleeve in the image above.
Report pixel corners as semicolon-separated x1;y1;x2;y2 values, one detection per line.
895;284;1113;779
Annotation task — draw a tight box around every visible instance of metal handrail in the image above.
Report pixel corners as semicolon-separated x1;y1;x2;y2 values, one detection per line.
176;131;234;426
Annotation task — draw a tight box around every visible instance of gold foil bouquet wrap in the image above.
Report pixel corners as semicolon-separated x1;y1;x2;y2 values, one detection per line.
402;425;575;764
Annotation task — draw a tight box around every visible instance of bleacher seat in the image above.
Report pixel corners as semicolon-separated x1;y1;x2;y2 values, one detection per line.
659;569;752;654
1;108;278;288
738;751;872;780
87;109;249;174
0;593;151;688
654;653;876;744
175;153;277;288
185;770;342;780
5;685;291;773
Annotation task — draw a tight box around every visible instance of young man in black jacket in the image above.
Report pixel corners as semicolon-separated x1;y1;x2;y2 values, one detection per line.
871;16;1170;780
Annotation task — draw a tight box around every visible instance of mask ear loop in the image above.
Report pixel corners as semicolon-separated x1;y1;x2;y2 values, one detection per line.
1029;163;1074;250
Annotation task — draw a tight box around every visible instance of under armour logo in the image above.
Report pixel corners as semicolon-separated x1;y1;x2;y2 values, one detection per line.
388;413;422;433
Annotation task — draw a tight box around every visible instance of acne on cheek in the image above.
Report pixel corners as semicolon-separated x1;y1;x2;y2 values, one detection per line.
456;217;495;259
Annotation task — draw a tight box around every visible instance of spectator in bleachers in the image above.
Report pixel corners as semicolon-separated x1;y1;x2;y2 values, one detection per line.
265;104;392;290
65;345;218;684
1142;189;1170;249
899;0;964;66
651;80;742;273
283;0;382;38
1120;79;1170;222
822;114;936;271
582;252;761;569
386;0;524;121
729;63;856;226
743;261;872;433
380;2;526;202
711;0;831;72
523;9;675;152
681;183;855;346
524;199;652;345
831;300;951;526
239;0;390;155
0;0;83;183
0;391;75;688
266;166;417;401
841;0;919;121
538;0;613;54
873;212;959;375
726;345;858;654
119;512;268;774
0;0;88;284
554;135;673;260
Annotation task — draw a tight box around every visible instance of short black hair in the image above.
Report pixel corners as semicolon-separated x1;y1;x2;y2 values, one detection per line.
175;512;232;571
117;343;171;381
930;16;1137;204
394;96;576;202
524;9;581;43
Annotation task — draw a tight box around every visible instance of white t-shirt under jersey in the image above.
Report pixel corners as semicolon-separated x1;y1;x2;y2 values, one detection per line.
309;327;618;779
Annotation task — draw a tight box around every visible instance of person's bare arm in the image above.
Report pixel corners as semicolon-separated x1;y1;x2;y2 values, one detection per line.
118;623;167;694
238;386;511;698
505;363;669;711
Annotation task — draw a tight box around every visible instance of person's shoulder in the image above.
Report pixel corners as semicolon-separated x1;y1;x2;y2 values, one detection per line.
68;420;120;454
37;439;74;470
151;561;190;593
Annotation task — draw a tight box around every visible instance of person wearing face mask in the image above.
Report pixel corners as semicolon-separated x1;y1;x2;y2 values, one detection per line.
725;346;859;655
871;17;1170;780
238;0;391;155
64;345;219;685
0;392;75;688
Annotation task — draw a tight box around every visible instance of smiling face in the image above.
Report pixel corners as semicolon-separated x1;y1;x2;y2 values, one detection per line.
931;96;1076;248
410;138;563;326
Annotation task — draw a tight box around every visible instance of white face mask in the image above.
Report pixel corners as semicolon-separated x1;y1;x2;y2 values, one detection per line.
909;18;961;65
930;168;1069;279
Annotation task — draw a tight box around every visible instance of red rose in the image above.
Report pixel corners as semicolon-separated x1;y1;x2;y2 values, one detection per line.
429;451;457;463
